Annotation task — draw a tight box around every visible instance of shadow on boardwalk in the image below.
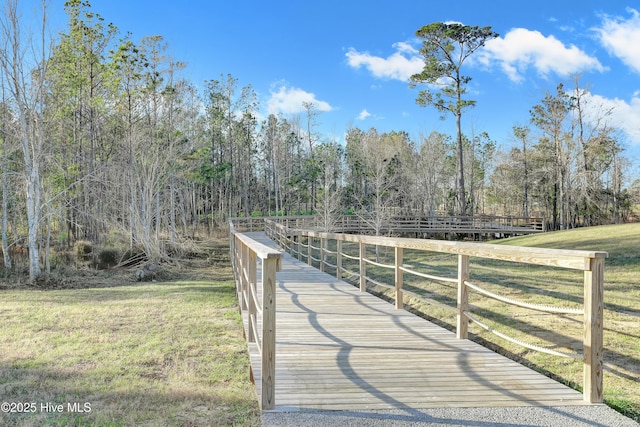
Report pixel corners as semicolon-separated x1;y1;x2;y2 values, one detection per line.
244;232;590;413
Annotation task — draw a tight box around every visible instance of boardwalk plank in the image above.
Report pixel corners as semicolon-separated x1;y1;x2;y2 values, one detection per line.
241;232;588;411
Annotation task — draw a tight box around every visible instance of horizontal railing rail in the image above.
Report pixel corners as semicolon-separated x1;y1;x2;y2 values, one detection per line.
229;221;282;410
264;218;606;404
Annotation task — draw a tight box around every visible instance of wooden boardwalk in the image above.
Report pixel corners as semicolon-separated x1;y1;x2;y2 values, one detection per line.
242;232;588;411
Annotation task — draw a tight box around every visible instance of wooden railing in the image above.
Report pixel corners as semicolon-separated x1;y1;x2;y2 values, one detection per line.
231;214;544;235
230;216;320;233
264;218;607;403
329;214;544;234
229;222;282;410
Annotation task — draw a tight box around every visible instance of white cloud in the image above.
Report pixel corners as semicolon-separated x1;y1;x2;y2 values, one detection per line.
267;83;332;115
583;92;640;145
392;41;418;55
594;8;640;74
357;109;371;120
345;42;424;82
479;28;606;82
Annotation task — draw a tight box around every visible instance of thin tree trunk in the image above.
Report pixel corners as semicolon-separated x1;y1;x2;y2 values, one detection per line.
170;176;176;243
45;210;51;275
455;111;466;216
155;190;160;244
25;165;42;281
1;152;10;269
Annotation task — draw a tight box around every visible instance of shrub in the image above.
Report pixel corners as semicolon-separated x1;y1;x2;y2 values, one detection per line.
74;241;93;260
50;250;74;269
97;249;119;269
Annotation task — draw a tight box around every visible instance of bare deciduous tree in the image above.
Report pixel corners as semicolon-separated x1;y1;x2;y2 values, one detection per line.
0;0;50;281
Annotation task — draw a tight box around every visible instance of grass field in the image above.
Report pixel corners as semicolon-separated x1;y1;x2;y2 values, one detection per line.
496;223;640;420
2;224;638;425
0;243;260;427
351;223;639;422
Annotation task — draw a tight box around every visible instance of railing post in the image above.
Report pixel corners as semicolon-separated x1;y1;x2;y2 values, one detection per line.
229;231;235;270
307;236;312;266
231;235;239;305
583;257;604;403
320;238;326;272
336;240;342;279
395;246;403;309
261;257;278;410
359;242;366;292
279;226;284;249
241;242;249;312
457;254;470;339
247;249;257;343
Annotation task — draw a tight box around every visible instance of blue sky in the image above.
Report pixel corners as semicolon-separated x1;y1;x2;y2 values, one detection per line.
35;1;640;179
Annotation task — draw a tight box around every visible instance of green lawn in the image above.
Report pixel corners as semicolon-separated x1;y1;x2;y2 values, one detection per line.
495;223;640;420
4;224;637;425
343;223;640;422
0;271;260;426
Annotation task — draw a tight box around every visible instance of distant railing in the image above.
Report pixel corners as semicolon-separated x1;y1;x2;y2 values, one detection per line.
332;214;544;234
264;218;606;404
229;221;282;410
231;214;544;235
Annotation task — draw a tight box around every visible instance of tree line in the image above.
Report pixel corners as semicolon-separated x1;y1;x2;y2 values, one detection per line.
0;1;636;281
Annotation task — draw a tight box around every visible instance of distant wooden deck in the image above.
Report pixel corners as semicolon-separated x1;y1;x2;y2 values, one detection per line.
235;214;545;238
241;232;589;411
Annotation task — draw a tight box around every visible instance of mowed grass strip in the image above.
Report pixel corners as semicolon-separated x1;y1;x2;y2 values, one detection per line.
358;223;639;422
0;278;259;426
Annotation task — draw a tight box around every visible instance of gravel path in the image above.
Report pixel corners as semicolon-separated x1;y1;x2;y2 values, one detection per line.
262;405;639;427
